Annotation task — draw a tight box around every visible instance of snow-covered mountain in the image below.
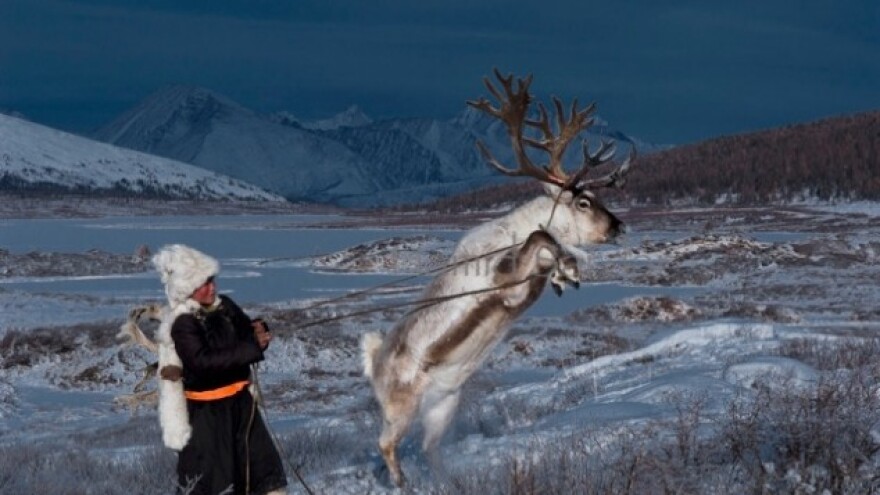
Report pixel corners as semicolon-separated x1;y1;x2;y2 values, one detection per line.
305;105;373;130
0;113;284;201
93;85;662;206
90;85;380;203
268;105;372;131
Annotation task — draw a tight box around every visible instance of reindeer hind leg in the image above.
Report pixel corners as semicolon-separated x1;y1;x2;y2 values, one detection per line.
377;388;419;487
420;390;461;483
421;390;460;453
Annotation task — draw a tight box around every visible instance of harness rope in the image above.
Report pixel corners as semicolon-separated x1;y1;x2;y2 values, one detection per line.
297;241;525;311
246;363;316;495
295;273;541;331
290;190;569;329
244;384;257;495
246;192;571;490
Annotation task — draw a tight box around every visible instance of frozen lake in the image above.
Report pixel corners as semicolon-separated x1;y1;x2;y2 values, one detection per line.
0;214;691;327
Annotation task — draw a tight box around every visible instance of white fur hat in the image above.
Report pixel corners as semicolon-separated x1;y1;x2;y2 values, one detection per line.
152;244;220;307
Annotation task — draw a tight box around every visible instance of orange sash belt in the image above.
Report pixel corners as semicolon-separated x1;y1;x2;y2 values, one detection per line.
184;380;250;401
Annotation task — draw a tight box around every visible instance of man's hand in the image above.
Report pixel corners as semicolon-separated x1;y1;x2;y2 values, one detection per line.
160;365;183;381
252;318;272;351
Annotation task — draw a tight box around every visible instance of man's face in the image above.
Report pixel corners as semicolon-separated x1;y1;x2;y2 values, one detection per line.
191;276;216;305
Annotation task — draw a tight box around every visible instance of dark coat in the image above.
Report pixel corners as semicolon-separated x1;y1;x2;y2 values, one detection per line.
170;295;287;495
171;295;264;392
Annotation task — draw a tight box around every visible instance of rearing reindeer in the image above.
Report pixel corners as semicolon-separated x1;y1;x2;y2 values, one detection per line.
361;69;633;486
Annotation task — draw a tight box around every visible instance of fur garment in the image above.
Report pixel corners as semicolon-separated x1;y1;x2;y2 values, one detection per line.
156;301;196;450
152;244;220;308
152;244;220;450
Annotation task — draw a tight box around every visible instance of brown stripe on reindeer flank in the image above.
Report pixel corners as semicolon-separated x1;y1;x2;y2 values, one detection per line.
422;295;506;369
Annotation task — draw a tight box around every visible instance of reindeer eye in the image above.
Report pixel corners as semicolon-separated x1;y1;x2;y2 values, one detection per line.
576;198;592;210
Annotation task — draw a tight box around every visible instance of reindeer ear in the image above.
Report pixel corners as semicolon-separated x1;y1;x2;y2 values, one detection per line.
542;182;573;203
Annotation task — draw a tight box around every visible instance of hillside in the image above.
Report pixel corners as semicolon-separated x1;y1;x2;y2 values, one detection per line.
418;110;880;211
627;110;880;204
91;85;378;203
0;113;285;202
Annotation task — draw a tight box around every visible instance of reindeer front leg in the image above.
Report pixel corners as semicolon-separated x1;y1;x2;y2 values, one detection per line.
549;252;579;296
496;230;580;308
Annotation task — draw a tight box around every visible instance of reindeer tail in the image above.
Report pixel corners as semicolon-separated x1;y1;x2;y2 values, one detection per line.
361;332;383;379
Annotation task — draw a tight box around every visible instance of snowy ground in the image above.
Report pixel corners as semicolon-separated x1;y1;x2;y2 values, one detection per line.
1;203;880;494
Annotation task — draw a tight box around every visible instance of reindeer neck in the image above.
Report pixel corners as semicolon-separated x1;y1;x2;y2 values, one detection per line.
499;196;567;240
455;196;567;261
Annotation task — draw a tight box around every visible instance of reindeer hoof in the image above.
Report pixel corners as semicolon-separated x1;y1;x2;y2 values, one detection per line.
373;463;406;488
372;463;390;486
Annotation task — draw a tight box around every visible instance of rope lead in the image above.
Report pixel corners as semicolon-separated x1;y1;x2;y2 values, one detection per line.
250;363;316;495
255;201;566;490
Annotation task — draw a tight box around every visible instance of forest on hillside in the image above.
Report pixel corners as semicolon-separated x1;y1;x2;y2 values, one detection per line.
415;110;880;211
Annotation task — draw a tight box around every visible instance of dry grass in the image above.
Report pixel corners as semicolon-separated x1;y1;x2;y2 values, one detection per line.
425;339;880;494
4;333;879;494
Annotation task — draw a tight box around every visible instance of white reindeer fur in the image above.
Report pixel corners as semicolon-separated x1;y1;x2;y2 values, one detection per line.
361;332;383;379
363;188;602;381
362;184;621;485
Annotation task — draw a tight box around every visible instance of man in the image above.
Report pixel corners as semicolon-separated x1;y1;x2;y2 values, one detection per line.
152;244;287;495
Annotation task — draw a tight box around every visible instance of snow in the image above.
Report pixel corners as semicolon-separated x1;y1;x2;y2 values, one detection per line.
0;113;285;201
1;203;880;493
0;288;137;334
308;235;455;274
799;200;880;217
724;357;818;390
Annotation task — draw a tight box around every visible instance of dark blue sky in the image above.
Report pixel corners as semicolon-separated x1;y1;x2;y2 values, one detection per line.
1;0;878;144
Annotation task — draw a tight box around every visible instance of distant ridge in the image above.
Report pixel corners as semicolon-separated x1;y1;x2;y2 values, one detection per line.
627;110;880;204
268;105;372;131
0;113;285;201
92;85;659;206
417;110;880;210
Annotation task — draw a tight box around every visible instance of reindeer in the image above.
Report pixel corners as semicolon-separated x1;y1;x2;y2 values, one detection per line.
361;69;633;486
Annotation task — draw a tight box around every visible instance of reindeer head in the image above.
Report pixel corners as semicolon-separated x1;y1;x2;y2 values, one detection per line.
467;68;633;247
539;182;626;245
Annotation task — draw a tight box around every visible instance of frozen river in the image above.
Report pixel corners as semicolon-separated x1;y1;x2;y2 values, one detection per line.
0;214;690;329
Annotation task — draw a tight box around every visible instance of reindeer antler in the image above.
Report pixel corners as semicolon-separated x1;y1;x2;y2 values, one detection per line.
467;69;565;186
468;68;634;191
578;146;636;190
114;304;163;411
116;304;162;353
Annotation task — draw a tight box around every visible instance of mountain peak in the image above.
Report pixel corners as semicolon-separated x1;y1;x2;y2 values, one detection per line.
148;84;246;112
92;85;253;152
449;105;497;131
305;105;372;130
267;110;302;128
